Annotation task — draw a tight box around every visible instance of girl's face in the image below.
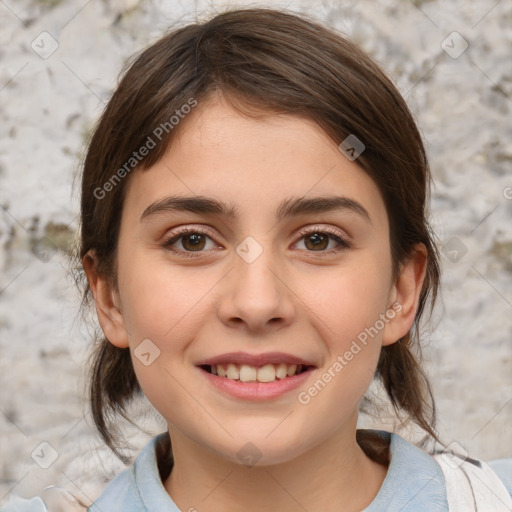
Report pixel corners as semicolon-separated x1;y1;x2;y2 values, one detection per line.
89;93;425;466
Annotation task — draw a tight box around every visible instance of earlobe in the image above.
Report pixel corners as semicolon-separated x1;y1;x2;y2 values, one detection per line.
382;244;428;346
82;251;130;348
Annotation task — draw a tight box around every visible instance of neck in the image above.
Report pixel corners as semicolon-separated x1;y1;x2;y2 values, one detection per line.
163;424;389;512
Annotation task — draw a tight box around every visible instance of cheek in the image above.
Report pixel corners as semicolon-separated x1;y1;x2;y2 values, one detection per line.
294;267;390;429
117;251;213;342
308;258;392;348
115;252;209;415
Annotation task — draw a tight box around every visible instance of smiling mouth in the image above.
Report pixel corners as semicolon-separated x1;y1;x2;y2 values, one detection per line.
199;363;314;383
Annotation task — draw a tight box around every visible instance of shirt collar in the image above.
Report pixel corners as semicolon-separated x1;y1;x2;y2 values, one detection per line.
133;430;448;512
362;430;448;511
133;433;180;512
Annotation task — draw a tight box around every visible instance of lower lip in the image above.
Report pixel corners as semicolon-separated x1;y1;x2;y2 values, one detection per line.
199;367;315;401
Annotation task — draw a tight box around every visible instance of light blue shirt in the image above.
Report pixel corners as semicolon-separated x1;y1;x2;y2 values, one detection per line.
4;430;512;511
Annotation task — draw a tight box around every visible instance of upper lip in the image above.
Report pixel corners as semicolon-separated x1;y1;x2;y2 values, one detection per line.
196;352;317;368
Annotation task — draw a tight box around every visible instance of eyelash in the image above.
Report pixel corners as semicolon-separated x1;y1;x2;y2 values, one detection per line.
161;225;351;258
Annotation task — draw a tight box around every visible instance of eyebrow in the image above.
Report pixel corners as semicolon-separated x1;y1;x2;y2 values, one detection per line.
140;195;371;224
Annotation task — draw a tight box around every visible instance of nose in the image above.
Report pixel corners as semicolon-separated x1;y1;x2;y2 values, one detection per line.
216;244;296;334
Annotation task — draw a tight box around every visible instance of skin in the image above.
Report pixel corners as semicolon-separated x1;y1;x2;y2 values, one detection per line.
84;91;427;512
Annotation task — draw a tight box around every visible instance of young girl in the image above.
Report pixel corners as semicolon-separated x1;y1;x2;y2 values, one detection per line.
5;7;512;512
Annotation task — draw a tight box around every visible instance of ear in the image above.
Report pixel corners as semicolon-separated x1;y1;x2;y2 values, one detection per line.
82;250;130;348
382;243;428;347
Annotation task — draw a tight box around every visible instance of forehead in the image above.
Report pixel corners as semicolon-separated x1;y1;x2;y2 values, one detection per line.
122;94;388;231
174;94;339;167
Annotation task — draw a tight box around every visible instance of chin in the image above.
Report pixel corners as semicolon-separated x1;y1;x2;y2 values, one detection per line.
205;428;311;468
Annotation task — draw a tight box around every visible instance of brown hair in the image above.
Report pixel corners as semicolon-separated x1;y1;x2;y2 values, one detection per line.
77;7;441;462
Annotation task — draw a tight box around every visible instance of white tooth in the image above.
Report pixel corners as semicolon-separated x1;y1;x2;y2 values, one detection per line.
286;364;297;377
227;363;240;380
211;365;218;375
239;364;257;382
217;365;226;377
257;364;276;383
276;363;288;379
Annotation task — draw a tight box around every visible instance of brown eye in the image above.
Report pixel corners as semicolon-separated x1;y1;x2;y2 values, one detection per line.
294;227;351;255
304;232;329;251
181;233;207;251
162;228;220;257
